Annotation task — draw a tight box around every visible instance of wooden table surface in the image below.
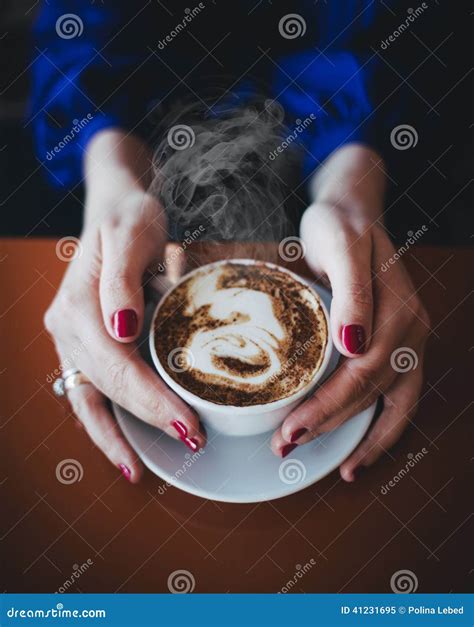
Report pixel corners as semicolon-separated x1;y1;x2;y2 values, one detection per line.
1;239;472;593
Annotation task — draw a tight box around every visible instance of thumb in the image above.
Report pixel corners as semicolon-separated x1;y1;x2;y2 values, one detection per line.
323;235;374;357
100;226;154;343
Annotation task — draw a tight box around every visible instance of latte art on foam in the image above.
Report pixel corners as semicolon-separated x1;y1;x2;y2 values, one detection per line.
186;276;285;386
154;262;328;406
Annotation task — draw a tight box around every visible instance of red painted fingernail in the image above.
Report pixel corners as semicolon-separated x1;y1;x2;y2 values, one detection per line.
342;324;366;354
281;443;297;458
172;420;188;438
290;427;308;443
113;309;138;338
181;437;199;452
118;464;132;482
353;465;366;480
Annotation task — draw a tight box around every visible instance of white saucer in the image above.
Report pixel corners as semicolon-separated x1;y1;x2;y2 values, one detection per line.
114;284;375;503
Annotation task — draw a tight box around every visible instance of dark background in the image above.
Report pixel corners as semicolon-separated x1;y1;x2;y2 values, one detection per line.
0;0;472;243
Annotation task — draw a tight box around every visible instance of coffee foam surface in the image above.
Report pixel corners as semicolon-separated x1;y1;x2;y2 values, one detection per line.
154;263;328;406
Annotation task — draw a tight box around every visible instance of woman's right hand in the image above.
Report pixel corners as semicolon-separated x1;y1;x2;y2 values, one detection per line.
44;130;206;483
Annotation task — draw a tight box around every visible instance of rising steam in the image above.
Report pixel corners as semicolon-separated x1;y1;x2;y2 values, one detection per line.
150;98;296;242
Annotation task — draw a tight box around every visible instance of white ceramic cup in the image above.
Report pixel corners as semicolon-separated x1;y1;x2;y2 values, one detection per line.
149;259;334;437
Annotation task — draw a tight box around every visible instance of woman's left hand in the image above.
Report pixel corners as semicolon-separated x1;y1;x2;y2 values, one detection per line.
271;147;430;481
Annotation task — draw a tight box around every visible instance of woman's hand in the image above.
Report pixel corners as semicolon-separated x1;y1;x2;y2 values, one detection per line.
271;144;430;481
45;130;205;483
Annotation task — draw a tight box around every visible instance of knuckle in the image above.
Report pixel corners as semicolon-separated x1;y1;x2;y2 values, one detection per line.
346;362;377;403
56;288;80;312
101;211;144;241
103;271;135;295
153;391;189;427
146;394;168;424
104;360;130;401
101;215;123;233
307;392;332;426
43;305;57;333
315;402;332;427
44;298;70;333
44;288;84;333
346;281;373;308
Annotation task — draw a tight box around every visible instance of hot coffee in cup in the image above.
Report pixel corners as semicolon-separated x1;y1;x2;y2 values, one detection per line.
150;259;333;436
